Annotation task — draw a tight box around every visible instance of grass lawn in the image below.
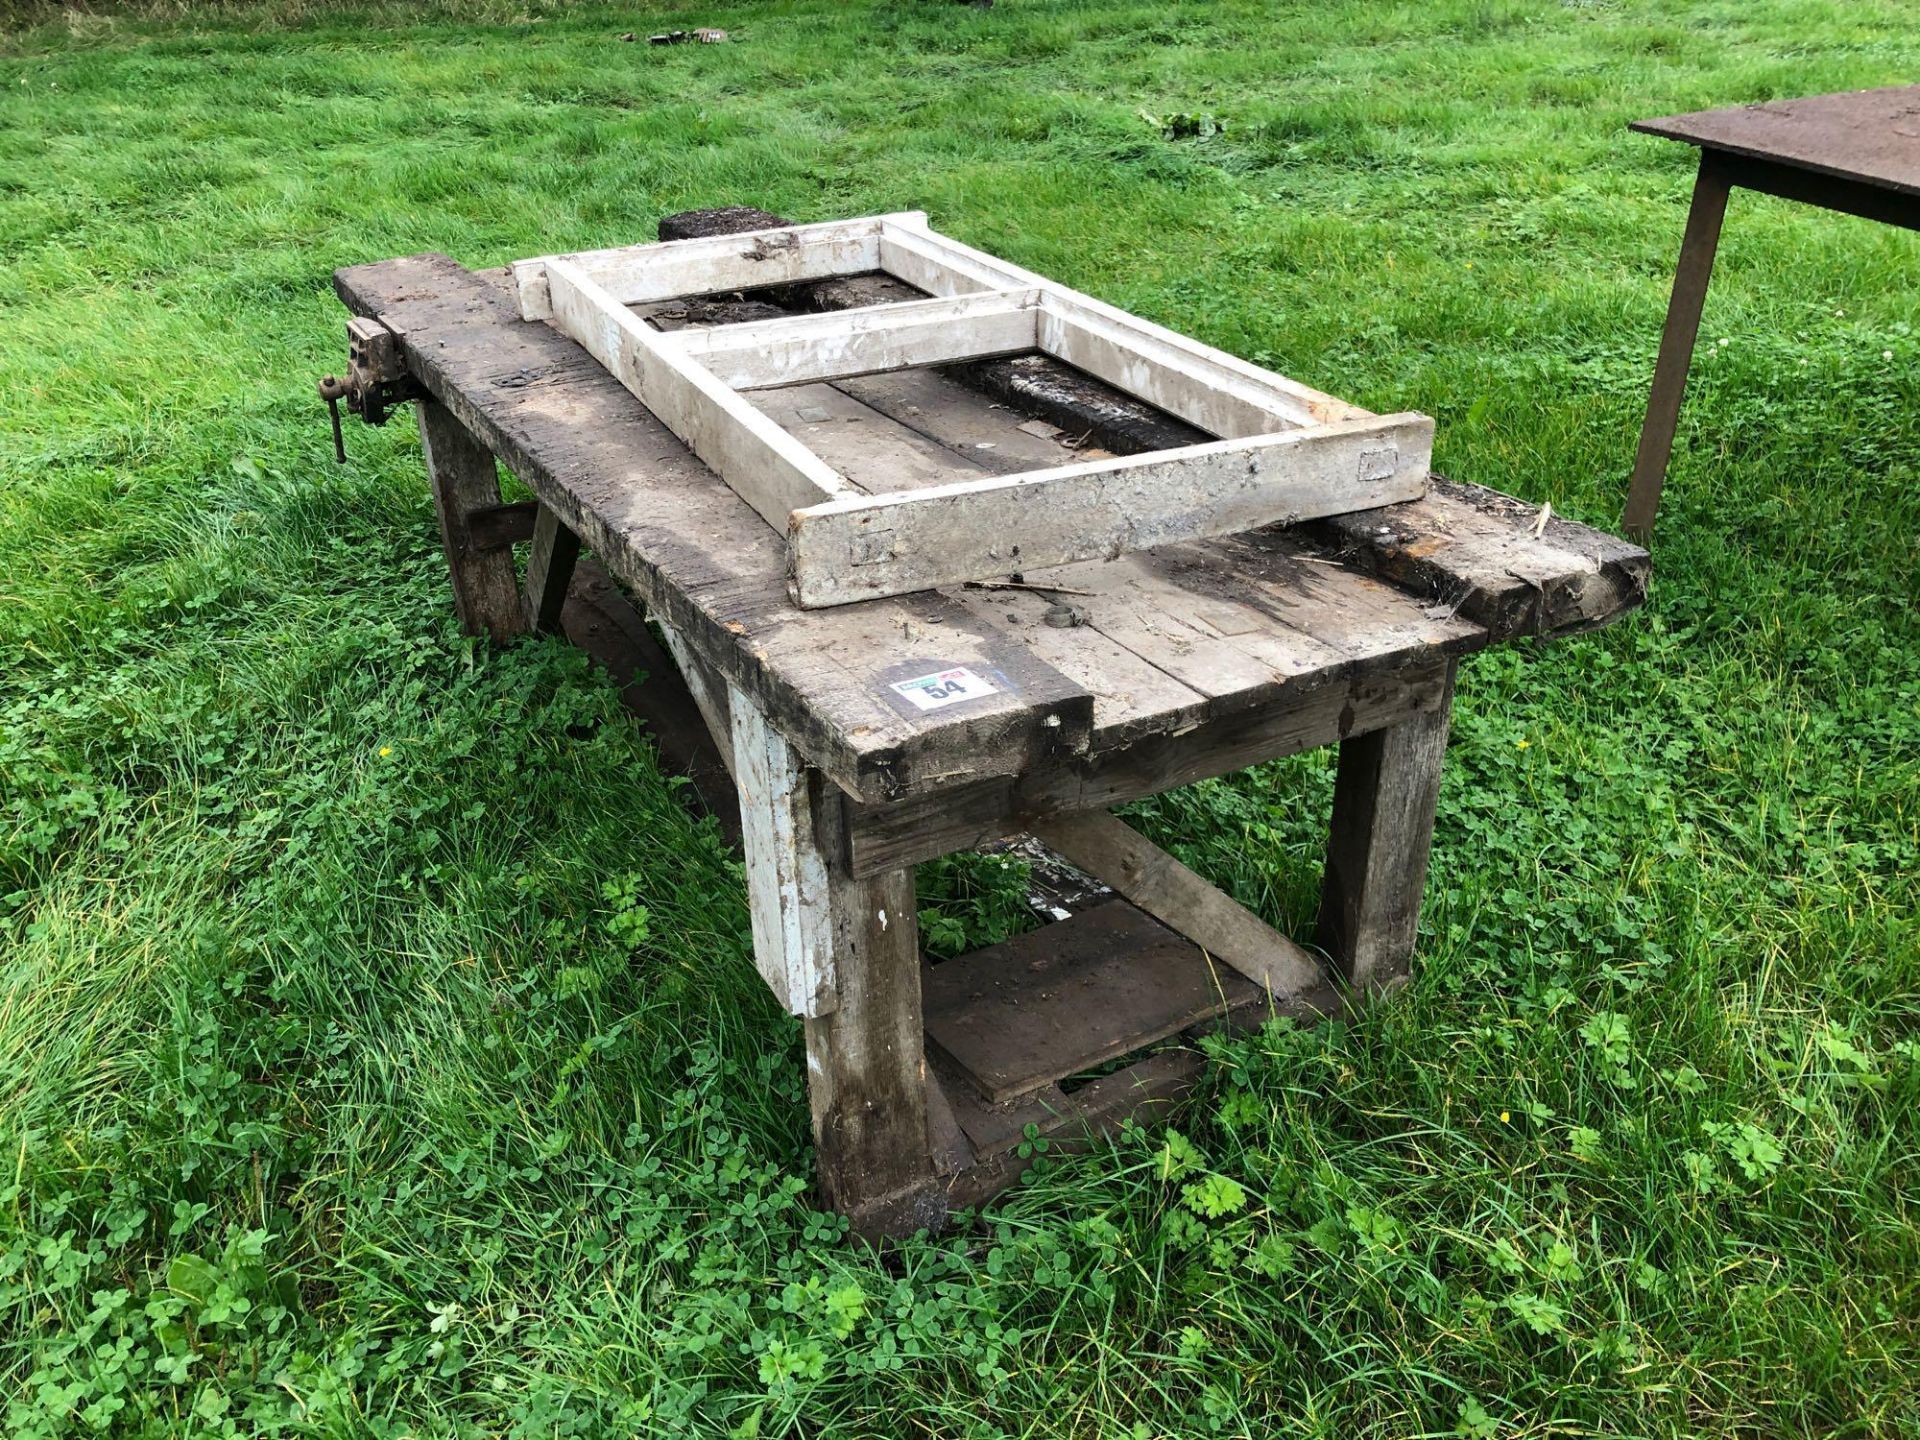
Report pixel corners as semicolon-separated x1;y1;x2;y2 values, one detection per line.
3;0;1918;1434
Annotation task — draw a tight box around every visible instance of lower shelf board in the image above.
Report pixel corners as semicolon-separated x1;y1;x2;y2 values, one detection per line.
923;899;1264;1105
936;1048;1207;1211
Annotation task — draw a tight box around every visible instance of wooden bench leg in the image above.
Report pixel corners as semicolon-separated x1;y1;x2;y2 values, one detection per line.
523;502;582;635
726;685;944;1238
1315;663;1455;992
416;399;526;642
555;567;740;840
801;840;946;1239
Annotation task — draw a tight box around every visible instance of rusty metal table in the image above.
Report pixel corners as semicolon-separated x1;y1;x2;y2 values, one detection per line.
1624;85;1920;538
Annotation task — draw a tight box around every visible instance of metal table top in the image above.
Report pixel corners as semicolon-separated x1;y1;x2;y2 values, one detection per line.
1634;85;1920;198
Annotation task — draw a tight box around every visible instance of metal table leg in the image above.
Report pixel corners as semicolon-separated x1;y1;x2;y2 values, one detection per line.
1624;150;1733;541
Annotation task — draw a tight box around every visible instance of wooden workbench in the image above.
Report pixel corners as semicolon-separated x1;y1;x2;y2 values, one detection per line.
334;240;1647;1237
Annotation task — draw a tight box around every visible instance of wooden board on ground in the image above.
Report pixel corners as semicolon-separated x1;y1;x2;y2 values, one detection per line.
922;900;1261;1104
939;1048;1206;1209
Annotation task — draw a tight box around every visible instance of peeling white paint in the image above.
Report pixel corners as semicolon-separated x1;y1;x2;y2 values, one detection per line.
732;683;837;1017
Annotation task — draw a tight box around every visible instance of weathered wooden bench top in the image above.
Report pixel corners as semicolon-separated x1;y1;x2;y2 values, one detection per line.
336;254;1646;806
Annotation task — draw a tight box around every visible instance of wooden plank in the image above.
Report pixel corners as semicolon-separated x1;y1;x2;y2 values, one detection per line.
466;498;539;552
1030;810;1326;998
941;1048;1204;1210
416;399;526;643
513;214;915;320
924;1067;978;1178
788;413;1432;608
674;288;1042;391
798;791;945;1237
958;588;1212;740
756;382;989;495
875;223;1012;297
1306;477;1650;640
1315;662;1455;991
1045;558;1321;701
938;985;1348;1213
632;296;794;332
523;502;582;635
844;659;1452;876
936;1071;1071;1157
653;616;736;780
830;367;1087;472
922;901;1259;1104
1006;538;1484;733
957;353;1210;456
1169;529;1471;664
544;258;851;532
937;969;1348;1174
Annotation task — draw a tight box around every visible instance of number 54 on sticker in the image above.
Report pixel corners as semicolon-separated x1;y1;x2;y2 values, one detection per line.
890;666;998;712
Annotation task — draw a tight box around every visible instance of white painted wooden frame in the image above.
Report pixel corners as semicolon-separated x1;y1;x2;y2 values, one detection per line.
514;214;1432;608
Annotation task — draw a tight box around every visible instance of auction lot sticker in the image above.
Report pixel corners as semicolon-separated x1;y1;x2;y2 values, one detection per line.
890;667;998;712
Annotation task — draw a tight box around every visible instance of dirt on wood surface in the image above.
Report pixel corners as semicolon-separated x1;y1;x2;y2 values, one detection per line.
955;353;1206;456
657;206;791;241
647;297;791;327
